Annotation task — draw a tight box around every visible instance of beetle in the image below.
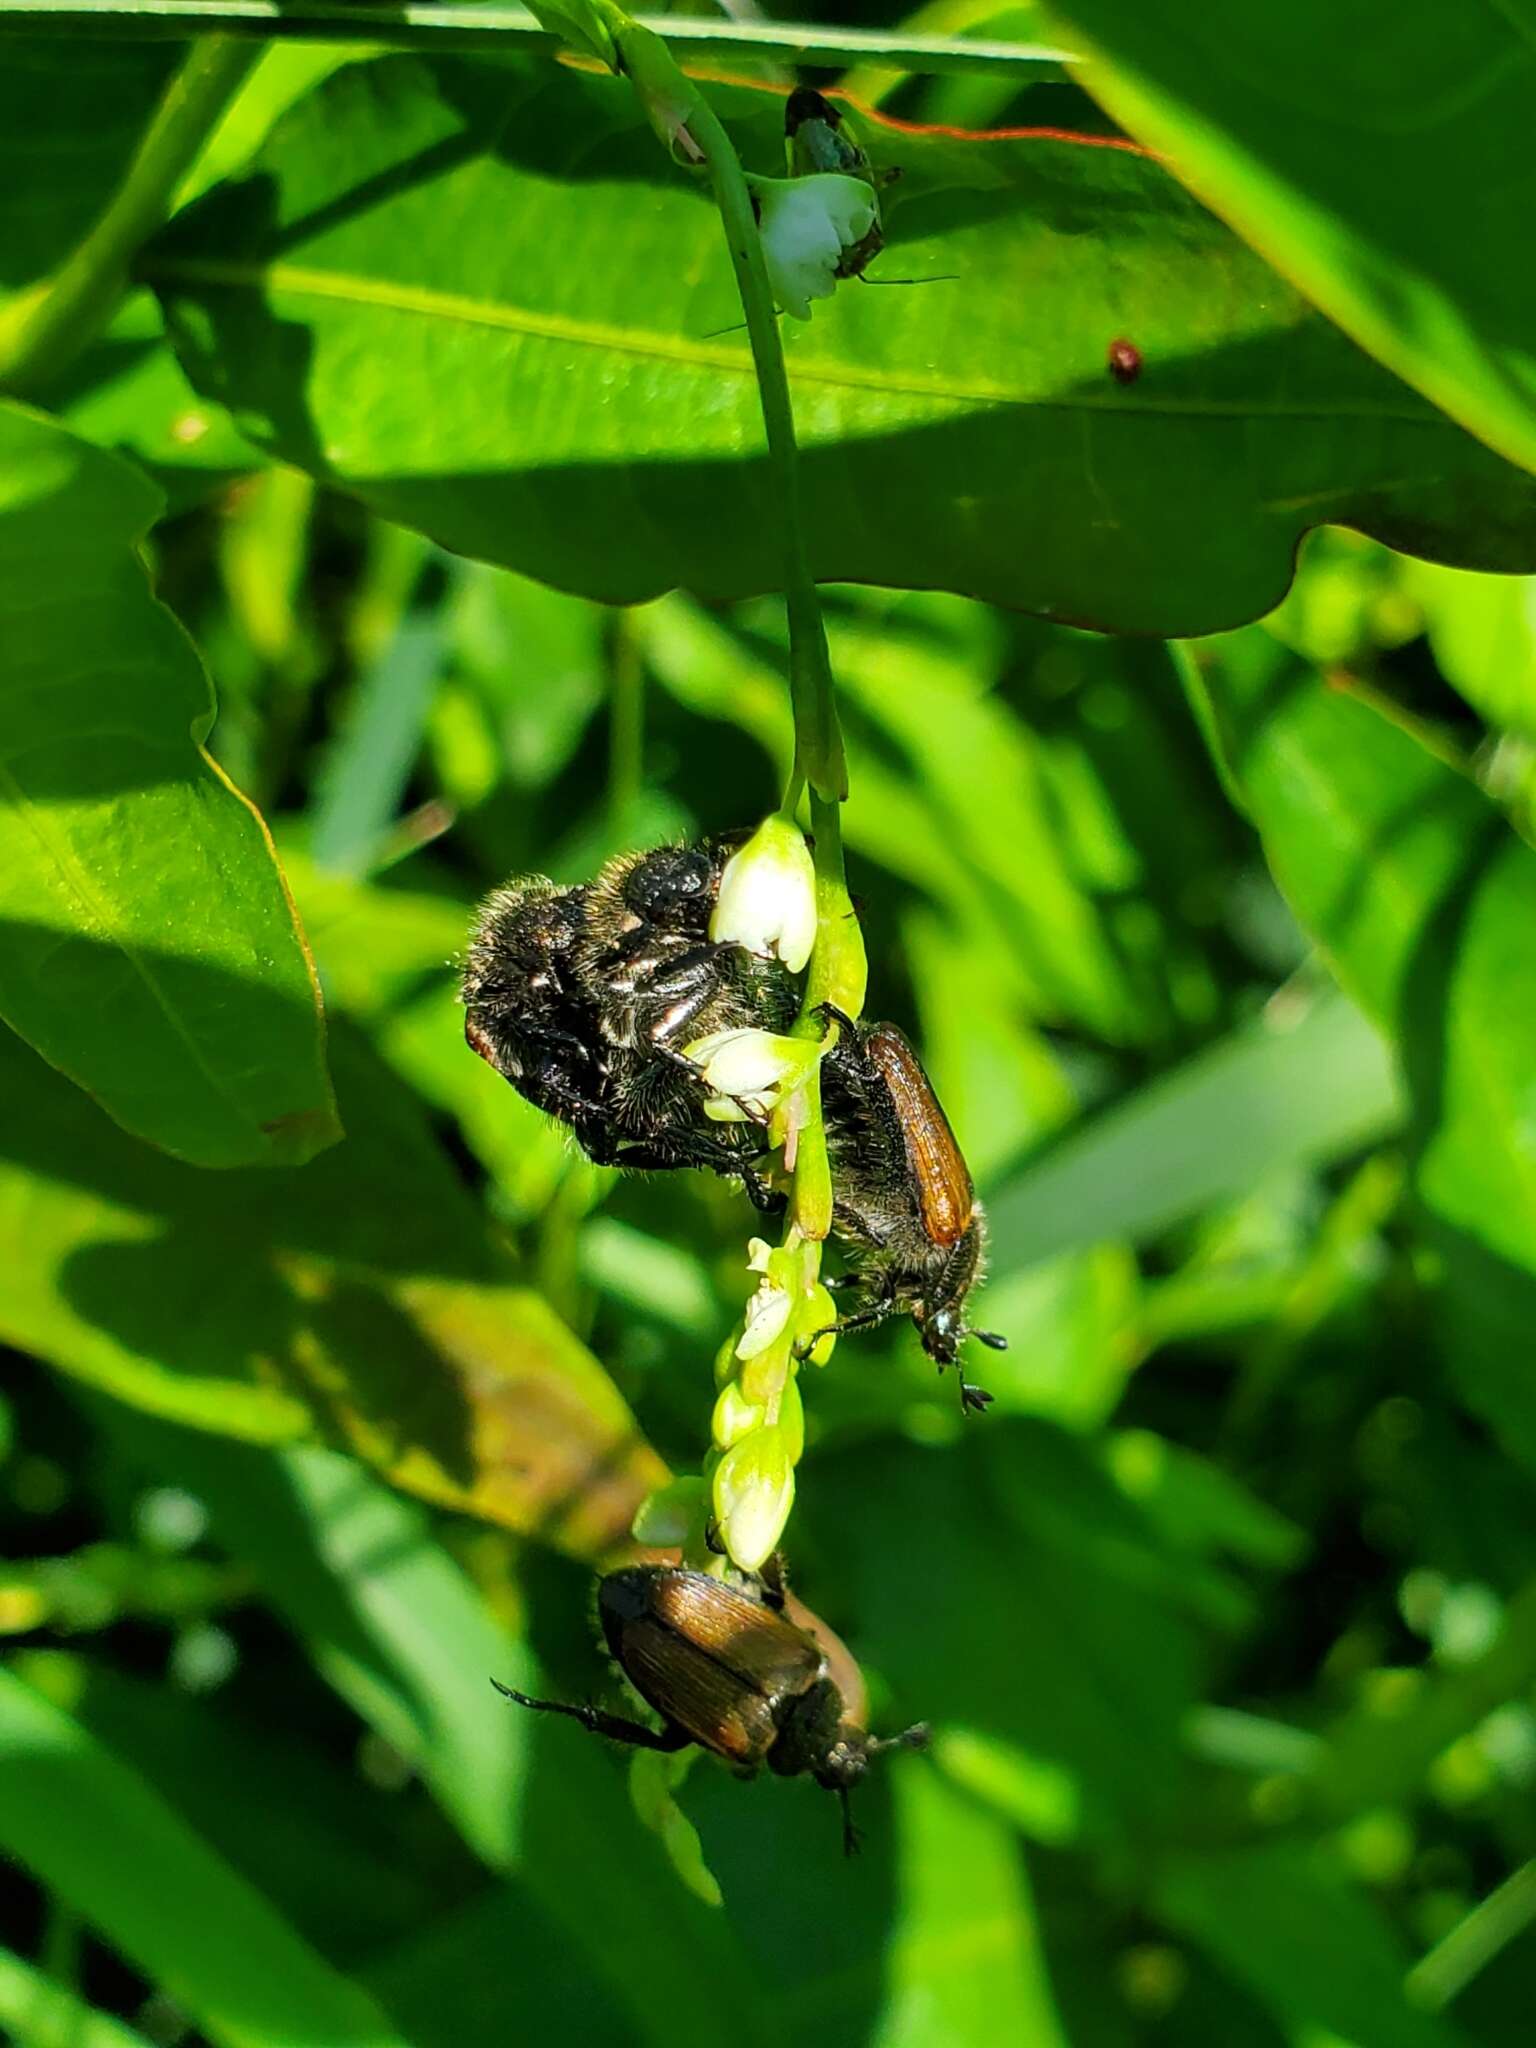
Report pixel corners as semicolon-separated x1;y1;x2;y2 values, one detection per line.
1106;337;1143;385
784;87;900;284
494;1565;928;1853
462;838;797;1208
817;1011;1007;1412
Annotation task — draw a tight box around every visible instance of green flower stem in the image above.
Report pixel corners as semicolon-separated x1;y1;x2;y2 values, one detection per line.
576;0;861;1571
592;3;847;807
0;35;257;396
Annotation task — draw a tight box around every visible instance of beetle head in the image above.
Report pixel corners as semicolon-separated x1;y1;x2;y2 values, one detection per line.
622;845;717;930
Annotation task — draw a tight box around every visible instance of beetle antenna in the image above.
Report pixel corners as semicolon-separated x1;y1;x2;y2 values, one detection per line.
856;273;959;288
972;1328;1009;1351
702;308;788;340
867;1721;931;1757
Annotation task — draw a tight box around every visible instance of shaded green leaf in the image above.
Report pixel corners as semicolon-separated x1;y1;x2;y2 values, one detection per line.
14;1638;451;1961
1156;1842;1462;2048
0;401;337;1167
0;1666;411;2048
1183;632;1536;1476
149;55;1536;634
801;1424;1201;1847
1053;0;1536;477
0;38;179;305
1405;562;1536;742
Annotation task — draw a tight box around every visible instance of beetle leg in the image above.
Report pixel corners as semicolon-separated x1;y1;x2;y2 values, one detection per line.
756;1550;789;1610
490;1680;690;1753
839;1786;862;1858
793;1299;891;1360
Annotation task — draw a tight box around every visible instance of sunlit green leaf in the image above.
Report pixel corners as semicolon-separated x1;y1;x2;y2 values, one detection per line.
150;55;1536;634
0;401;337;1167
0;1021;663;1556
988;988;1400;1267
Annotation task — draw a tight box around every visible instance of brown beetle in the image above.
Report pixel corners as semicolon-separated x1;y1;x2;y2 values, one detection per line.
494;1565;927;1853
1106;337;1143;385
818;1012;1006;1412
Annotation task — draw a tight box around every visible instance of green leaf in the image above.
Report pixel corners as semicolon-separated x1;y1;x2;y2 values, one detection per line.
20;1641;452;1959
1052;0;1536;477
1404;562;1536;742
802;1424;1200;1848
111;1429;777;2048
57;292;260;504
0;37;179;304
0;1666;412;2048
877;1769;1071;2045
0;1020;665;1556
0;4;1075;82
1156;1842;1461;2048
987;987;1400;1267
162;1436;525;1870
0;401;337;1167
0;1945;153;2048
1182;631;1536;1477
310;608;441;876
149;55;1536;635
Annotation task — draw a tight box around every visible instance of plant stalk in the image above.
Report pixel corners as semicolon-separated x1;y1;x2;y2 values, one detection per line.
0;0;1076;82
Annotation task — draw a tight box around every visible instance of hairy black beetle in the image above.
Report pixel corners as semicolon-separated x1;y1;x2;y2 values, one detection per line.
495;1565;928;1852
462;837;796;1208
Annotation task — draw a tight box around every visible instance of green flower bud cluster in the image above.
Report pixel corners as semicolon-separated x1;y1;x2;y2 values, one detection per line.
628;809;865;1575
704;1235;839;1570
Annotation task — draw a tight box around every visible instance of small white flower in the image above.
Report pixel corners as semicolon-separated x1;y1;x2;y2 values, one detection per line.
751;173;878;322
685;1026;821;1123
736;1274;793;1360
710;814;817;971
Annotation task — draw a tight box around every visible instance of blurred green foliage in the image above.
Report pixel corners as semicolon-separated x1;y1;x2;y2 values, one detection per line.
6;9;1536;2048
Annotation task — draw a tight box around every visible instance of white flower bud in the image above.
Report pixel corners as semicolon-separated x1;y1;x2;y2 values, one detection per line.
709;814;817;972
711;1381;767;1451
712;1429;795;1572
751;174;878;322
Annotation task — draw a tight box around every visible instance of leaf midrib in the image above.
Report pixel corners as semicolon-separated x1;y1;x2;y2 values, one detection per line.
149;254;1442;425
